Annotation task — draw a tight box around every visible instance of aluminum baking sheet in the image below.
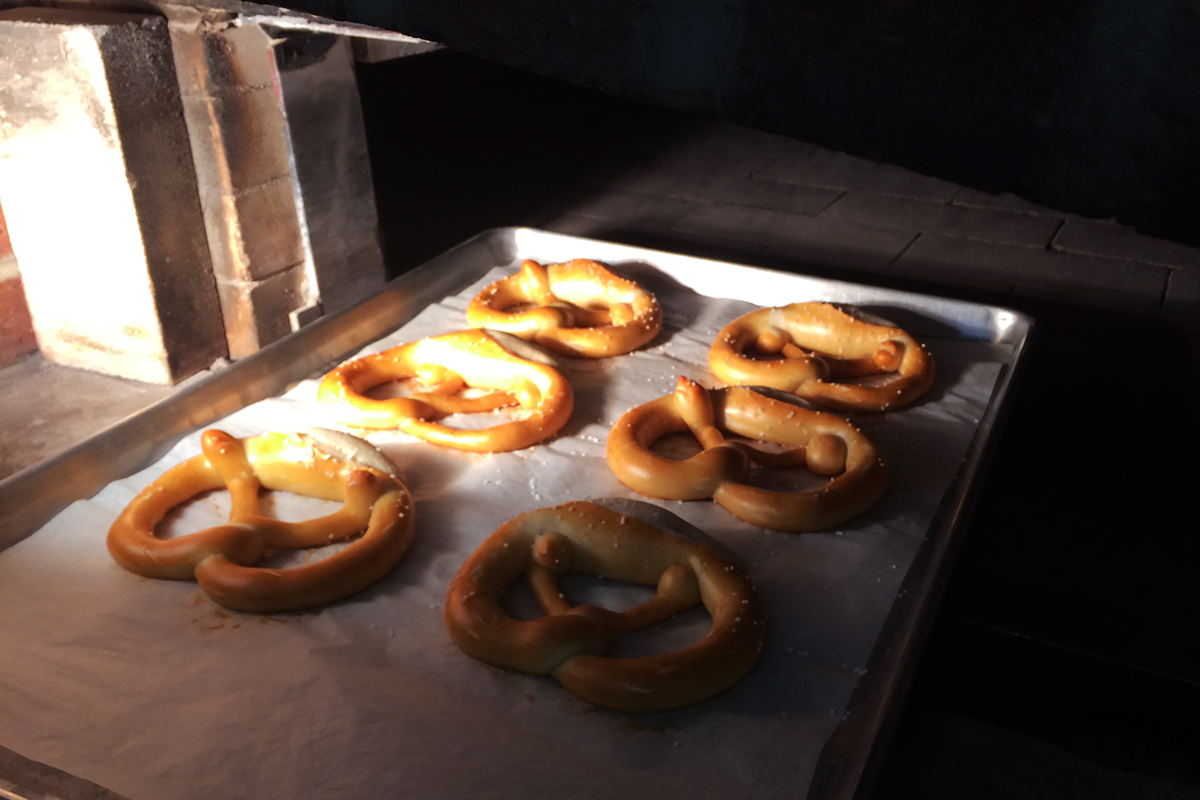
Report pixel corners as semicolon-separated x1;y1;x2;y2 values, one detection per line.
0;227;1031;800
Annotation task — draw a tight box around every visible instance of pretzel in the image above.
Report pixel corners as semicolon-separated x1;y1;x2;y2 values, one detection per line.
317;329;573;453
107;429;415;613
708;302;935;412
606;377;888;532
444;501;764;712
465;259;663;358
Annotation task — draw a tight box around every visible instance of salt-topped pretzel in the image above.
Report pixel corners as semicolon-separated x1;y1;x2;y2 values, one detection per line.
107;429;415;613
444;501;764;712
317;329;573;453
606;377;888;532
466;259;663;358
708;302;935;412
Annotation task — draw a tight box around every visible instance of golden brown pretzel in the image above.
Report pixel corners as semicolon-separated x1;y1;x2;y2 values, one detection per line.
465;259;663;358
708;302;935;412
444;501;764;712
606;377;888;532
317;329;574;453
107;429;415;613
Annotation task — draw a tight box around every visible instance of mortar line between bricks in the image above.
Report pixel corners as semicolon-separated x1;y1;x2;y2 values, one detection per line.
212;82;275;97
812;190;848;216
1050;244;1197;270
1045;218;1067;251
179;83;274;100
889;231;923;265
213;260;307;286
231;175;293;198
949;195;1067;219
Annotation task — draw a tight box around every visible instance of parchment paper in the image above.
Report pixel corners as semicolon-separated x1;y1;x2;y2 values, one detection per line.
0;262;1004;800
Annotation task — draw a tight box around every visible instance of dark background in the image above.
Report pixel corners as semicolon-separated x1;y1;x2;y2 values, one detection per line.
291;0;1200;249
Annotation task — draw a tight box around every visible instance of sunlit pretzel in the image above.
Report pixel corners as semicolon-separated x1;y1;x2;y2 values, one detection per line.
444;501;764;712
606;377;888;532
317;329;574;453
708;302;935;412
465;259;663;358
107;429;415;613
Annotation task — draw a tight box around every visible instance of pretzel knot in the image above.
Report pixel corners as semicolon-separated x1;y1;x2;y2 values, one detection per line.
444;501;765;712
606;377;888;533
107;430;415;613
708;302;935;412
466;259;663;358
317;329;574;453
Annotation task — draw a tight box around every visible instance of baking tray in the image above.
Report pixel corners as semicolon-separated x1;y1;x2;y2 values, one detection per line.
0;227;1032;800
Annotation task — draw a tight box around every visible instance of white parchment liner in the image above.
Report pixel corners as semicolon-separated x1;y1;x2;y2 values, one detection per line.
0;263;1004;800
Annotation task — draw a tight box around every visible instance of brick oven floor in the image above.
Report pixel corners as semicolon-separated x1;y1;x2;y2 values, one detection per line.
0;351;176;481
2;47;1198;799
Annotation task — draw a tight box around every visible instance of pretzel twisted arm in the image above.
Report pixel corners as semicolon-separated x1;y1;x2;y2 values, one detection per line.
605;381;752;502
525;532;703;634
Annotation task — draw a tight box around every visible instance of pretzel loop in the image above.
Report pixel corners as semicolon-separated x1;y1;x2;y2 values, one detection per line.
317;329;574;453
606;377;889;532
107;430;416;613
708;302;935;412
466;259;663;358
525;532;703;636
444;501;765;712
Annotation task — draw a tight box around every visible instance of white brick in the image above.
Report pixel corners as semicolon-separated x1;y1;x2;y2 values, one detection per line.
896;234;1168;307
758;148;960;201
673;204;916;271
1052;219;1200;270
822;192;1062;247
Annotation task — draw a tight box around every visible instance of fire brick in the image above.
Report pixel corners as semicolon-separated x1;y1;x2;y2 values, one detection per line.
0;8;227;384
168;13;384;357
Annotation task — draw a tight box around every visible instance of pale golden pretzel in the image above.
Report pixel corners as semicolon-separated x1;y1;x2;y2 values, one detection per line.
465;259;663;358
444;501;764;712
317;329;574;453
708;302;935;412
606;377;888;532
107;429;415;613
